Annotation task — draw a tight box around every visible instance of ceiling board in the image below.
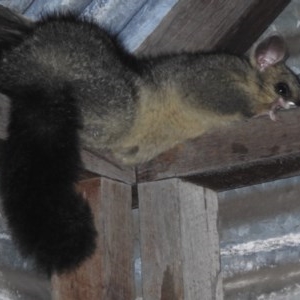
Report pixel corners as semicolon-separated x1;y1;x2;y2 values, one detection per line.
137;0;290;55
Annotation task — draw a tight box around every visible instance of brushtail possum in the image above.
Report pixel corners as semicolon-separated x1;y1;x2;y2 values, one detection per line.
0;5;299;274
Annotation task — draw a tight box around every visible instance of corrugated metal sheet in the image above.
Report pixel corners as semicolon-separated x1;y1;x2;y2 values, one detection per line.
0;0;179;51
219;176;300;299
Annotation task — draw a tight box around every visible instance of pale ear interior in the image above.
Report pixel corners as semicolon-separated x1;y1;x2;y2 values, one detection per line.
252;36;287;71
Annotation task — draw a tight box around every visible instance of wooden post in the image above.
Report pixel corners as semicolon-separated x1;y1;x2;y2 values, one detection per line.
138;178;223;300
52;177;134;300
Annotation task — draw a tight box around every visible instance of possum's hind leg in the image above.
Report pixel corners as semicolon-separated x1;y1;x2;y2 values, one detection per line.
0;85;97;275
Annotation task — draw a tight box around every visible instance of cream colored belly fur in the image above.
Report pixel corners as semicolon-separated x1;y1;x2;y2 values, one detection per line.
112;86;242;165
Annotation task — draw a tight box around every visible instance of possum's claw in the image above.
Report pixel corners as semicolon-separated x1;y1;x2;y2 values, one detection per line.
268;110;277;121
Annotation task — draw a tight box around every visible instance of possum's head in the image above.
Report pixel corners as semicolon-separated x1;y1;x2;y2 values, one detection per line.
248;35;300;120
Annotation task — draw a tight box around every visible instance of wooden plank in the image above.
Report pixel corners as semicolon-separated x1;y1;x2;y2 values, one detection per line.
137;108;300;189
81;150;135;184
51;177;134;300
138;178;223;300
186;154;300;191
136;0;290;55
214;0;291;54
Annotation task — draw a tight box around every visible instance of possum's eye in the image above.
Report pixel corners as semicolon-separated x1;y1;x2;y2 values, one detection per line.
275;82;291;98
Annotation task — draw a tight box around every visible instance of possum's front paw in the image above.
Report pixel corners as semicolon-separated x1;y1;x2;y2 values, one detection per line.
268;98;296;121
253;97;296;121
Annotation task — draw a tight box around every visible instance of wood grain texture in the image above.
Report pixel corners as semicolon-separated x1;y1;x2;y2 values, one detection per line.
214;0;291;54
81;150;135;184
136;0;290;55
52;177;134;300
137;108;300;190
138;178;223;300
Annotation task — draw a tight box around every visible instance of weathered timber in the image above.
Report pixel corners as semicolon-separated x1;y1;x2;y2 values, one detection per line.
52;177;134;300
137;108;300;190
214;0;291;54
81;150;135;184
137;0;290;55
138;178;223;300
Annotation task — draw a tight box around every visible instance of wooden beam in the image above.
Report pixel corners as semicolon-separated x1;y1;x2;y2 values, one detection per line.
52;177;134;300
214;0;291;54
138;179;223;300
136;0;290;55
137;108;300;190
81;150;135;184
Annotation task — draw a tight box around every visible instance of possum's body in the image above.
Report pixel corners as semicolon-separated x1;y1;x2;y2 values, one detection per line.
0;6;299;274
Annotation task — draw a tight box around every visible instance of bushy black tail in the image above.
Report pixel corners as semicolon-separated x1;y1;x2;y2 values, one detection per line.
0;84;97;275
0;5;34;51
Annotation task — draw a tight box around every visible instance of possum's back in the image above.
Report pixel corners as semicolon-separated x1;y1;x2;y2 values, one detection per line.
0;15;139;147
0;17;130;88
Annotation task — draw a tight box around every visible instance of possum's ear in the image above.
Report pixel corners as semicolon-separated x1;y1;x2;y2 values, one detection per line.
250;35;287;72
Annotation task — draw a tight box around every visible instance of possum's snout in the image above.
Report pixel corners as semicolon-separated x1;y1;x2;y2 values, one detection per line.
269;97;296;121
